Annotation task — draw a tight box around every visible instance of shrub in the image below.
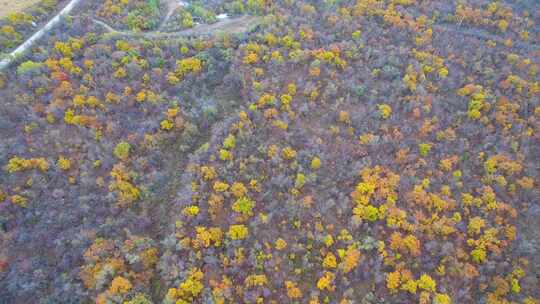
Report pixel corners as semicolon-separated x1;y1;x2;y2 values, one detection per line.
213;181;229;192
219;149;233;161
353;204;380;222
7;12;32;26
176;57;202;78
275;238;287;250
511;278;520;294
467;217;486;235
114;142;131;161
57;156;71;171
340;247;361;273
438;67;448;78
11;195;28;208
231;182;247;198
126;5;159;31
6;157;49;173
228;224;248;240
176;268;204;301
317;272;335;291
200;166;216;180
195;227;222;248
433;293;452;304
180;11;194;28
160;120;174;130
243;52;258;64
498;20;509;32
109;164;140;206
109;276;132;294
295;173;306;188
417;274;436;292
285;281;302;299
223;134;236;149
418;143;432;157
471;248;486;263
182;205;200;217
401;279;418;294
188;4;217;23
386;270;401;292
323;252;337;268
282;147;297;160
311;157;321;170
17;61;43;75
232;197;255;216
124;294;152;304
378;104;392;119
245;274;268;287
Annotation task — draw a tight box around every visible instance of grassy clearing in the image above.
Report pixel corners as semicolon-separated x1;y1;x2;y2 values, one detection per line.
0;0;41;19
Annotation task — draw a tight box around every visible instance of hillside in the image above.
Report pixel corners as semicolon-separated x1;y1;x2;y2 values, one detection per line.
0;0;539;303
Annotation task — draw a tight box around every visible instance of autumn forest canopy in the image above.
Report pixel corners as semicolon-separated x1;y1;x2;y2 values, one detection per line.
0;0;539;303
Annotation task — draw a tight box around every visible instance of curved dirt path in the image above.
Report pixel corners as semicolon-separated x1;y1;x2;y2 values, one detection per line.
94;15;262;39
0;0;82;71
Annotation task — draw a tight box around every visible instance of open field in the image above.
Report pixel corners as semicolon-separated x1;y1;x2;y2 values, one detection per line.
0;0;40;19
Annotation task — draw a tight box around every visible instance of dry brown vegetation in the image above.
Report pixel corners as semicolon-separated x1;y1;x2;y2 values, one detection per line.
0;0;41;19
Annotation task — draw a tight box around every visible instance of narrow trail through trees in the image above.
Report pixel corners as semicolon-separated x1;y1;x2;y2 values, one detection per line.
159;0;187;30
433;23;540;52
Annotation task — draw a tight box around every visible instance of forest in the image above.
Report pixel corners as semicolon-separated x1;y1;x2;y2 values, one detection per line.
0;0;539;303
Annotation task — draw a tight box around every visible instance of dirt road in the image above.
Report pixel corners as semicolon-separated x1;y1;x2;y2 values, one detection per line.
94;15;262;39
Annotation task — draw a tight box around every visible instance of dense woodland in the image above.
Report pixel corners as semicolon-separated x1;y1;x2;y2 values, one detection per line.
0;0;539;303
